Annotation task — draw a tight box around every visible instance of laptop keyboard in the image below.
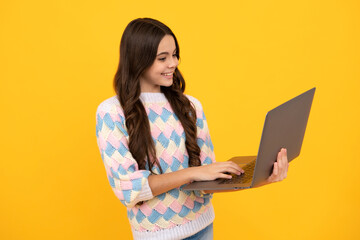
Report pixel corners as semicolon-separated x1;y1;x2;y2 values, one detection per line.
218;160;256;184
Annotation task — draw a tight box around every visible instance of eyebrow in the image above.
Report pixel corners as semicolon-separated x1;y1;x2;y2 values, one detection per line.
156;49;177;56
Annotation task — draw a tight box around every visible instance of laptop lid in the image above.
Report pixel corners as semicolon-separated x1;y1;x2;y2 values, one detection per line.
251;87;316;187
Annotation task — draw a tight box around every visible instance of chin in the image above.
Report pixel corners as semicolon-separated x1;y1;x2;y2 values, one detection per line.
161;80;173;87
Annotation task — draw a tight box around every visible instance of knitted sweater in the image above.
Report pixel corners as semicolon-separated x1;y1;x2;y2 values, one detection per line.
95;92;216;240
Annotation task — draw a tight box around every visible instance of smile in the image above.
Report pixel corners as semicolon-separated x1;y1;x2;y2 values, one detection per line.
162;72;173;76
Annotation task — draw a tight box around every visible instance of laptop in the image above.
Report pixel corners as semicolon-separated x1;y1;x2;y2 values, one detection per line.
183;87;316;190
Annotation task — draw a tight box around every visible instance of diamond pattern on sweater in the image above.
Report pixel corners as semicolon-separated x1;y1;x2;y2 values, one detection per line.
96;95;215;233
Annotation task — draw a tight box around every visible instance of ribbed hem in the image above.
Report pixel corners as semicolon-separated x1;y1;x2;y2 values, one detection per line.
131;203;215;240
140;92;167;103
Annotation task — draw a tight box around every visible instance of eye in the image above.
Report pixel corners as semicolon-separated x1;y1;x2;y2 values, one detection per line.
158;57;166;61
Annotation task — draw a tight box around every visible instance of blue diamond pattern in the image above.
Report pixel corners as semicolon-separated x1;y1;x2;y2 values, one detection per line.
170;130;181;147
184;155;189;164
181;159;189;168
196;118;204;129
157;193;166;201
117;142;129;157
122;190;131;203
132;178;142;191
209;138;214;151
160;108;172;122
204;156;212;165
119;114;125;123
168;188;179;199
100;151;104;163
103;113;115;130
110;167;119;179
173;113;179;121
127;163;136;173
193;201;202;213
197;138;205;149
179;205;191;217
136;210;146;223
115;122;128;137
117;164;127;175
105;142;116;157
96;114;103;137
128;209;134;220
170;157;181;172
108;176;115;188
163;208;176;221
148;209;162;224
157;133;170;148
148;109;159;123
159;158;169;172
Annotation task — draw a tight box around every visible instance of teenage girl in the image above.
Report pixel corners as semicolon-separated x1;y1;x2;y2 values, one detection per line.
95;17;289;240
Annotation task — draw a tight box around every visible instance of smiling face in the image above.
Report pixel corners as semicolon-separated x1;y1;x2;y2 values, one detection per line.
139;35;179;93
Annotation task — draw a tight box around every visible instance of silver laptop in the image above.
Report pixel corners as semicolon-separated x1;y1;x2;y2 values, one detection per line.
183;87;316;191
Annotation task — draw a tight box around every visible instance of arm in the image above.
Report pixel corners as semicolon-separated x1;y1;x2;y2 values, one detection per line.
96;103;153;208
148;168;193;196
148;163;243;196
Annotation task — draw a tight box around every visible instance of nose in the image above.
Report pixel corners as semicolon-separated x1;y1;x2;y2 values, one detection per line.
169;57;178;69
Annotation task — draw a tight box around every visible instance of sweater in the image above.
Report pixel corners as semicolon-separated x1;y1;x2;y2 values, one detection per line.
95;92;216;240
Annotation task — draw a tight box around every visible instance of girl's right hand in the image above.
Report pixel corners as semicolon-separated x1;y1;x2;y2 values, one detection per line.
190;161;244;182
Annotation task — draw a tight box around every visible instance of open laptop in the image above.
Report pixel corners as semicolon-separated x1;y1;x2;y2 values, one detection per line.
183;87;316;190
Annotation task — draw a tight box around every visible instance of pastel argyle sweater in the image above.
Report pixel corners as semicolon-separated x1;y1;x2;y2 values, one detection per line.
95;92;215;240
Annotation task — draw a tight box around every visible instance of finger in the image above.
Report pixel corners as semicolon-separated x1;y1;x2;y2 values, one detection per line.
224;162;244;174
272;162;279;182
277;151;283;178
223;166;243;175
282;148;288;179
268;163;277;183
218;173;232;179
278;149;285;179
228;161;244;173
283;149;289;178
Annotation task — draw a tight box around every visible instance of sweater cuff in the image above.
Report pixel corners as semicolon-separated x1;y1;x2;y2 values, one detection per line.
133;179;154;203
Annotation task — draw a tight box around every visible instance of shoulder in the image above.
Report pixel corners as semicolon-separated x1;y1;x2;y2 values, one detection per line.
96;95;124;119
185;94;207;120
185;94;204;111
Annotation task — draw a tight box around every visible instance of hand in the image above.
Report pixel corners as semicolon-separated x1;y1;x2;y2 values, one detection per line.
267;148;289;183
191;161;244;182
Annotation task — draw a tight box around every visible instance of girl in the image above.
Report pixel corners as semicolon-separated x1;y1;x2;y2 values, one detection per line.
95;18;289;240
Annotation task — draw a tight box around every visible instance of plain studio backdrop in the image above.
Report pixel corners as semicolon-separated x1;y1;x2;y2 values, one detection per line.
1;0;359;239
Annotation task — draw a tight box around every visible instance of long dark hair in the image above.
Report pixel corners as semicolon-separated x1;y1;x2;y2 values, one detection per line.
113;18;201;174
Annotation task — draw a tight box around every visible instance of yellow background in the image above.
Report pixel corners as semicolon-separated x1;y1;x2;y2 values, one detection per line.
1;0;359;239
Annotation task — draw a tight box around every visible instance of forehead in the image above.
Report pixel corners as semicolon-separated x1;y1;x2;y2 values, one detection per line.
157;35;176;52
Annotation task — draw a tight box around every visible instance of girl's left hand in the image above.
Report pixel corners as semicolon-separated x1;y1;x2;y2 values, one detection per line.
267;148;289;183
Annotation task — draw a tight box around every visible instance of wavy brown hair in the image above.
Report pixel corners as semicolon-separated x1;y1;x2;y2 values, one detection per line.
113;18;201;174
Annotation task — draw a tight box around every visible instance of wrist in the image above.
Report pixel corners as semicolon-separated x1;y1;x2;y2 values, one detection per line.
183;166;197;183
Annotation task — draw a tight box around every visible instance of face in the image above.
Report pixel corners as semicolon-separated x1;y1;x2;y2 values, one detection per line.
139;35;179;93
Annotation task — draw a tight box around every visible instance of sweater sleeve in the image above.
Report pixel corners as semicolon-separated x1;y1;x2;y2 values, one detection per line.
188;96;216;198
95;100;154;208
